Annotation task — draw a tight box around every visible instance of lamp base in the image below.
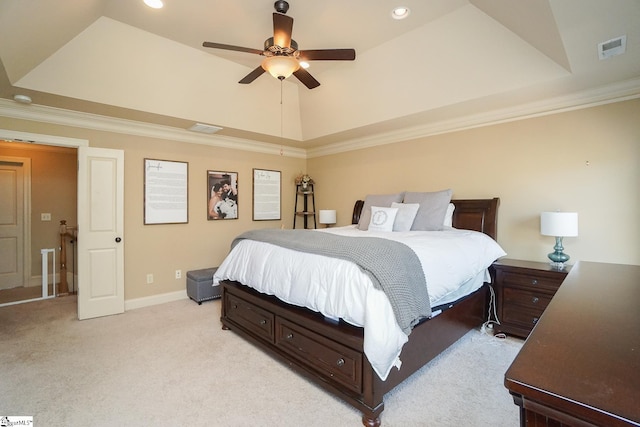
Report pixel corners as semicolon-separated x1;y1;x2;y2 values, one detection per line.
548;261;567;270
547;236;569;270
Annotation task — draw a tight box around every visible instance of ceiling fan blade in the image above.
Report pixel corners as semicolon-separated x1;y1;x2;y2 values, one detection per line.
273;13;293;48
293;68;320;89
203;42;264;55
298;49;356;61
239;66;266;84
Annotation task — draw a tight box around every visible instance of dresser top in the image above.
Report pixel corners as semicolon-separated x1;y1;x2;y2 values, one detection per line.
505;261;640;426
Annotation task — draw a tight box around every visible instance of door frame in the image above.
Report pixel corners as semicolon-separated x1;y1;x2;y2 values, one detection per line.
0;155;31;290
0;130;88;306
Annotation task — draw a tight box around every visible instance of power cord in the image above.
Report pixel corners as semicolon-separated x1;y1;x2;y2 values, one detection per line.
481;285;506;339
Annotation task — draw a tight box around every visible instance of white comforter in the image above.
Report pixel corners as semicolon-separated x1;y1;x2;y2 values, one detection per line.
213;225;506;380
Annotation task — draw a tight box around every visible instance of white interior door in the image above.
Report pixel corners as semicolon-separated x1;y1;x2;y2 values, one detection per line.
0;159;28;290
77;146;124;320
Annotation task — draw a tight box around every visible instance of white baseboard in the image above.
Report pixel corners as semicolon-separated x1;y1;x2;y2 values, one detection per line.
125;289;188;311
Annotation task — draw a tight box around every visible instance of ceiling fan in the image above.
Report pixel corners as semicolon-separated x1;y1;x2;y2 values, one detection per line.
202;1;356;89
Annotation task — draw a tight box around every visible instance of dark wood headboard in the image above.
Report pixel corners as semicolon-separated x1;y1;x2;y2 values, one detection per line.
351;198;499;240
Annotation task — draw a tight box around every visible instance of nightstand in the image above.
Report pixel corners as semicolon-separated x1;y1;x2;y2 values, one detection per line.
492;258;570;338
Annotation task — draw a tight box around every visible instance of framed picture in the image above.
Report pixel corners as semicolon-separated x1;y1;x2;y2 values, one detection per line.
207;170;238;220
253;168;281;220
144;158;188;225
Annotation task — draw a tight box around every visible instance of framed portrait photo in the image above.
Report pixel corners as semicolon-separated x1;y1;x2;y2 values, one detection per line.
207;171;238;220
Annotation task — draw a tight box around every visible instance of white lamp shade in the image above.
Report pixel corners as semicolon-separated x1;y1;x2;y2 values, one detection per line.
261;56;300;79
319;210;337;225
540;212;578;237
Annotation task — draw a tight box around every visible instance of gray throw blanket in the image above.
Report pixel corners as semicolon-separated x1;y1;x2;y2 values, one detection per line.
232;229;431;335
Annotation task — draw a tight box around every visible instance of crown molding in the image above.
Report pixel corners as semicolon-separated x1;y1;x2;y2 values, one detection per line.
2;77;639;160
0;99;306;159
307;77;640;158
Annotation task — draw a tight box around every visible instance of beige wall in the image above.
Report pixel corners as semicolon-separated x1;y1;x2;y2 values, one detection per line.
309;99;640;266
0;141;77;278
0;117;305;301
1;98;638;304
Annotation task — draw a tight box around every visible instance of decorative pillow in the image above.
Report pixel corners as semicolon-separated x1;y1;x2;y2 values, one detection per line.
403;189;453;231
444;203;455;227
391;202;420;232
368;206;398;232
357;192;404;230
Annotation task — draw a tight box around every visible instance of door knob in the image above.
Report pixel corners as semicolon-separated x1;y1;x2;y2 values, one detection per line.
115;237;122;243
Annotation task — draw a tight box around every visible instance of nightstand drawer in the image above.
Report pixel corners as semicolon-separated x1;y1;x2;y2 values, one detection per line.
501;271;563;292
503;287;553;311
502;305;544;329
224;292;275;343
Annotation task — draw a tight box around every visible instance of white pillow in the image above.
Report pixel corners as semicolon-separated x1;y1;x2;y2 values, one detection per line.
368;206;398;232
444;203;455;227
391;202;420;231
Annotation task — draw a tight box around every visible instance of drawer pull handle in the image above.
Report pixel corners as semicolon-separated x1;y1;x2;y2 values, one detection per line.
532;297;539;304
531;279;538;285
286;333;293;340
533;317;539;324
336;358;345;367
259;319;266;325
232;304;238;309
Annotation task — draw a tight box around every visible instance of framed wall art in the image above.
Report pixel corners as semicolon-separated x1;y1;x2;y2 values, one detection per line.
207;170;238;220
253;168;281;221
144;158;188;225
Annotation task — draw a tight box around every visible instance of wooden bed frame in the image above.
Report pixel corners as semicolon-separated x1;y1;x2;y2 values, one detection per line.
220;198;500;426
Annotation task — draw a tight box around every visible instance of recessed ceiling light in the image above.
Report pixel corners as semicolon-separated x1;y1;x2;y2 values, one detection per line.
144;0;163;9
391;6;410;20
299;61;310;69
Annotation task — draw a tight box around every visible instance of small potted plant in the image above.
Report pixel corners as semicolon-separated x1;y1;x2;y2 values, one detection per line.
295;173;314;190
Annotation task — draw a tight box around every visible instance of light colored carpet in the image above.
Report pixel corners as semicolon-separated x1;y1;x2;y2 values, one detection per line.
0;295;523;426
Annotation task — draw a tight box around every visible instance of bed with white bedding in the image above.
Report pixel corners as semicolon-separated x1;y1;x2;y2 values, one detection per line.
216;197;503;427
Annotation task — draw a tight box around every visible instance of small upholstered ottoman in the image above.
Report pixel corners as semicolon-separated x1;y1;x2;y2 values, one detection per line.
186;267;220;304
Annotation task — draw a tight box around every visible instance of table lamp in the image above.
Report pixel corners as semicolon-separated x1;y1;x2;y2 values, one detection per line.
540;211;578;269
319;210;337;228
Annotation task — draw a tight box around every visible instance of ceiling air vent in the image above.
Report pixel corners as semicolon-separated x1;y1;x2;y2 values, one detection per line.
598;35;626;60
188;123;222;134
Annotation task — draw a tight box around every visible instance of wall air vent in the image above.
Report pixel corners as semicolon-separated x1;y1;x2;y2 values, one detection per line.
188;123;222;134
598;35;626;60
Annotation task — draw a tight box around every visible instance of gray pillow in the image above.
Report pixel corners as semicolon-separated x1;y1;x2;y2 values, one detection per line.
357;193;404;230
403;189;453;231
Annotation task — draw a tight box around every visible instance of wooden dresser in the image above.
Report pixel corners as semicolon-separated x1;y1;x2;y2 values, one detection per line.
505;261;640;427
492;258;570;338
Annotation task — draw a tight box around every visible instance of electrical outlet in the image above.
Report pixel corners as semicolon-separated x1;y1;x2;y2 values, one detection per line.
146;274;154;284
41;213;52;221
175;270;182;279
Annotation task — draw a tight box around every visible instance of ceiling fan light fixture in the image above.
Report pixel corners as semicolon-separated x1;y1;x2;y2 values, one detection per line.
262;55;300;80
143;0;163;9
391;6;410;20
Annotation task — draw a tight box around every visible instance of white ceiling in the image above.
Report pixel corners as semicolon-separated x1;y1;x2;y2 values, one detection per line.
0;0;639;150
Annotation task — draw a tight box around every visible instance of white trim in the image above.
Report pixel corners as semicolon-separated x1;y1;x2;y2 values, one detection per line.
0;100;306;159
307;78;640;157
1;77;639;159
0;128;88;148
124;289;188;311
